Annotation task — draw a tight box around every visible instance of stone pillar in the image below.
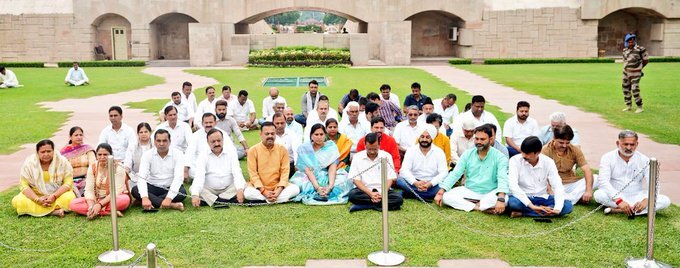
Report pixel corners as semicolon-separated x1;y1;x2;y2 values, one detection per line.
189;23;222;66
663;19;680;56
221;23;235;61
230;34;251;65
131;25;151;61
381;21;411;65
349;34;369;66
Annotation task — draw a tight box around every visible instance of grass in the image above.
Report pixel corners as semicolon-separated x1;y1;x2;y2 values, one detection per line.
0;187;678;267
456;63;680;145
0;68;163;154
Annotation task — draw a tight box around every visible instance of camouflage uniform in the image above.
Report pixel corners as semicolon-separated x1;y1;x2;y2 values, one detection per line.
622;44;648;107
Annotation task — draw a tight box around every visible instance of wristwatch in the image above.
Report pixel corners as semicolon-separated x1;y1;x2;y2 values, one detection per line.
496;197;505;202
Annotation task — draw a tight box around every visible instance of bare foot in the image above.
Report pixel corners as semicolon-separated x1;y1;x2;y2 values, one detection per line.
510;211;523;218
50;209;65;218
170;202;185;211
116;211;124;217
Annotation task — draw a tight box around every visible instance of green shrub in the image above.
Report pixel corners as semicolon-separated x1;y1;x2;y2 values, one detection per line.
249;47;351;67
648;57;680;62
483;58;614;64
295;25;322;33
57;60;146;67
0;62;44;68
448;59;472;65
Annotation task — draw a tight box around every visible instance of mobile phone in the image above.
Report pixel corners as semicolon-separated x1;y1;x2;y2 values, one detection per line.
533;218;552;223
142;208;159;213
213;204;230;209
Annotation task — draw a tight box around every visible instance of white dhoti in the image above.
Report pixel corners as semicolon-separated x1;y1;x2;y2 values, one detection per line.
442;186;507;212
200;185;238;206
563;175;599;204
0;81;18;88
244;184;300;203
67;79;87;86
594;189;671;215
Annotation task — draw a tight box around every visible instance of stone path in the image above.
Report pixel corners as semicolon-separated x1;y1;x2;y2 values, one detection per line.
0;67;221;191
417;65;680;204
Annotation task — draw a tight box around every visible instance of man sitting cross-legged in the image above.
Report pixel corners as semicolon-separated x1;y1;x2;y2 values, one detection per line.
64;62;89;86
396;124;448;202
190;128;247;207
348;132;403;212
434;124;509;214
508;136;573;217
244;122;300;203
131;129;186;211
542;125;596;205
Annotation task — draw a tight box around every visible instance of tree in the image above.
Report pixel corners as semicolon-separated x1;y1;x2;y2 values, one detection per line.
264;11;301;25
323;13;347;25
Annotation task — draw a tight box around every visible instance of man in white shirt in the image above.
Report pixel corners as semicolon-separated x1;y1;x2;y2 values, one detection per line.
338;102;370;153
416;97;435;125
393;105;424;157
98;106;135;161
181;81;198;115
503;101;540;157
539;112;581;146
217;85;238;107
451;95;502;143
184;113;235;179
160;91;194;125
273;112;300;178
190;128;247;207
433;94;459;135
260;87;287;124
450;117;476;166
379;84;401;111
296;80;322;125
264;98;286;122
348;132;403;212
397;124;448;202
230;90;258;130
64;62;89;86
507;136;573;217
193;86;218;128
157;106;193;153
214;100;249;159
303;98;336;143
284;107;304;140
306;95;338;127
594;130;671;216
0;66;19;88
131;129;187;211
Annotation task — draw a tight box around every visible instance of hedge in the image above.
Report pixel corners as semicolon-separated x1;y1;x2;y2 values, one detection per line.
483;58;614;64
648;57;680;63
249;47;351;67
248;63;350;68
448;59;472;65
57;60;146;67
0;62;44;68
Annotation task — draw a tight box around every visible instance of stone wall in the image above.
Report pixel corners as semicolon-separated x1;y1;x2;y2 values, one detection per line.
408;11;463;57
472;7;598;58
598;10;664;56
0;14;91;62
94;15;132;60
663;19;680;56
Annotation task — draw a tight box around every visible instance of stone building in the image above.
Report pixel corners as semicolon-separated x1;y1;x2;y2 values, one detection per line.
1;0;679;66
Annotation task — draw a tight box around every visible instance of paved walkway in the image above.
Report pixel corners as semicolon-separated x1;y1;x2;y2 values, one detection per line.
0;67;220;191
417;65;680;204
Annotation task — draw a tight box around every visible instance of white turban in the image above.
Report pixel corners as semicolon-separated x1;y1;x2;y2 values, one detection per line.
422;124;438;139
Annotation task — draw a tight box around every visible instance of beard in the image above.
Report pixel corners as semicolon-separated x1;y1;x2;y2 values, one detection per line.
518;114;528;121
475;142;490;150
217;113;226;120
419;141;432;148
619;147;634;157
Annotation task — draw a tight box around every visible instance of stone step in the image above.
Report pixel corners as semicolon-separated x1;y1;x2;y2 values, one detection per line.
367;60;386;66
212;61;234;67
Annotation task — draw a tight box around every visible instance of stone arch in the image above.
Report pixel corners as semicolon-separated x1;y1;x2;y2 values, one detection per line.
235;7;368;34
406;10;465;57
92;13;132;60
598;8;666;56
149;13;199;60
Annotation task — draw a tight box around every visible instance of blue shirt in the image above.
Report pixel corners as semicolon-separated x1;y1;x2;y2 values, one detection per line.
403;94;429;110
441;147;509;194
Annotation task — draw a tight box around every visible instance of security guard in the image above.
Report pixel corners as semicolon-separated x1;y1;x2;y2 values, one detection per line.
621;33;649;113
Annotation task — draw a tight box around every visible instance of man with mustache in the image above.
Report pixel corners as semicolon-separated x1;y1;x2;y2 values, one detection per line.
542;125;595;204
397;124;448;202
538;112;581;146
434;124;509;214
451;95;502;143
214;100;249;160
184;113;234;180
594;130;670;215
283;107;304;140
190;128;246;207
244;122;300;203
503;101;540;158
507;136;573;217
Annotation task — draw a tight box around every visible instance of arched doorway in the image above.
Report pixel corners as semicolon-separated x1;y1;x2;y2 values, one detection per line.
406;11;464;57
92;14;131;60
236;8;368;34
598;8;665;57
149;13;198;60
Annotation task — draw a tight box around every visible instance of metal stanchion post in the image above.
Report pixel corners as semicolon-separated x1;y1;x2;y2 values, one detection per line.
626;158;670;268
98;156;135;263
368;157;405;266
147;243;157;268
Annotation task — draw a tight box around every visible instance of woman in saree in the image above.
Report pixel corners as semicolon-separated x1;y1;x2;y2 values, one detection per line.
290;123;352;205
60;126;95;196
324;118;352;171
70;143;130;219
12;139;76;217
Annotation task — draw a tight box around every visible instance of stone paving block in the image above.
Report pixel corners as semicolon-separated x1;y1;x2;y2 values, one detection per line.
307;259;367;268
438;259;511;268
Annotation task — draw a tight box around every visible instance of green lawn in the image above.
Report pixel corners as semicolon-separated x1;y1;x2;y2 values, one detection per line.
0;68;163;154
0;187;678;267
457;63;680;145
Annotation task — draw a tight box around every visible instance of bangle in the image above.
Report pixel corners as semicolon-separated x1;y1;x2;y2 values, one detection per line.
615;198;623;205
